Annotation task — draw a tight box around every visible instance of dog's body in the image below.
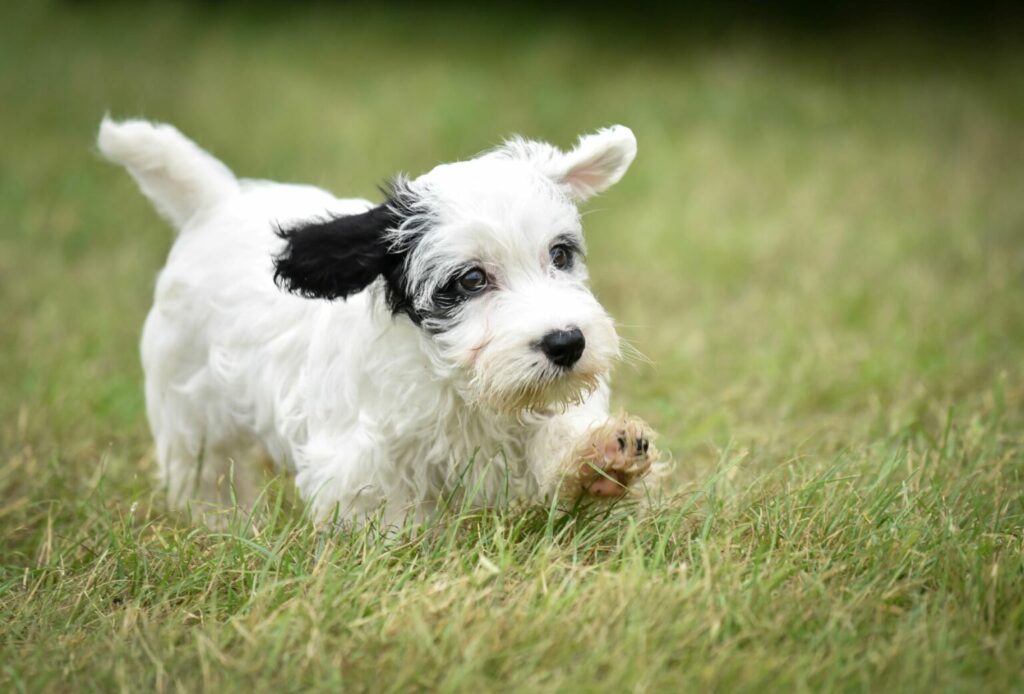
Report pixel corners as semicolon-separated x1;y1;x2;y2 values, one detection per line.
99;119;659;524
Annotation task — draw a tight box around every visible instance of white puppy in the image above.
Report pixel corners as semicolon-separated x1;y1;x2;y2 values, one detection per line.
98;118;661;524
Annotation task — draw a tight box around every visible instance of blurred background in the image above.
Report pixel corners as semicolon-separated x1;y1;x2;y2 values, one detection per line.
2;3;1024;690
2;0;1022;486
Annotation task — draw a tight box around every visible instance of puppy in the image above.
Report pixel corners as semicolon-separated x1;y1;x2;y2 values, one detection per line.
98;118;661;524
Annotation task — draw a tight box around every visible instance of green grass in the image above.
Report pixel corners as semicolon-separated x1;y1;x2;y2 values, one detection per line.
2;2;1024;691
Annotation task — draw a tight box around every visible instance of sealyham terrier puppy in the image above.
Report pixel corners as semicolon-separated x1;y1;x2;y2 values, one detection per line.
98;118;662;525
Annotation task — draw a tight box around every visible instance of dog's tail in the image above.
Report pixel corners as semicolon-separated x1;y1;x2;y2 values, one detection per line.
97;117;240;229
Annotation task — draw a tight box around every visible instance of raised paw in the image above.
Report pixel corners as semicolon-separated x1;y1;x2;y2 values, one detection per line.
567;416;658;499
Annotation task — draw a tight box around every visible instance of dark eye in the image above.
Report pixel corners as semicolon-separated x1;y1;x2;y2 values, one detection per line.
457;267;488;294
550;244;574;271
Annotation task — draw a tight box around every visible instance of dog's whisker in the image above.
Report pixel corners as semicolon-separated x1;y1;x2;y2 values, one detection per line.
618;338;653;367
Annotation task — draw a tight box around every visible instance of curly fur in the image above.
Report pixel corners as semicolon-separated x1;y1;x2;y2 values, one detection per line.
97;117;656;524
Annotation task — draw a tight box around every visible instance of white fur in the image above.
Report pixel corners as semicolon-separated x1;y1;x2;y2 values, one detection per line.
98;117;640;524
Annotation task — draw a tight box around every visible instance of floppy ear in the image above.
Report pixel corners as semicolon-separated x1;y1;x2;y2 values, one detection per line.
273;203;400;301
551;125;637;200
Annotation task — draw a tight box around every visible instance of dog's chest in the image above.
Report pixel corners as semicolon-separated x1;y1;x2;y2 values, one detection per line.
380;389;536;498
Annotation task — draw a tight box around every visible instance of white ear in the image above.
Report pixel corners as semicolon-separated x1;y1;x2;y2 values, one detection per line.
554;125;637;200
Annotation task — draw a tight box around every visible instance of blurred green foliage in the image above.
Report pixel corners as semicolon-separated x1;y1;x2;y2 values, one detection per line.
1;2;1022;691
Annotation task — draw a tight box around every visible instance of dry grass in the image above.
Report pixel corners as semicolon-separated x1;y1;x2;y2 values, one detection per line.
2;3;1023;691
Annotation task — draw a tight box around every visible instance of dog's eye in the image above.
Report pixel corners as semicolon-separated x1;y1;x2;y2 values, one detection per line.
550;244;574;271
457;268;488;294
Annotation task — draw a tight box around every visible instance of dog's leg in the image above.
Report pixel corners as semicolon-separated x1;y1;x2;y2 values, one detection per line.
529;407;660;502
292;430;392;525
158;438;258;526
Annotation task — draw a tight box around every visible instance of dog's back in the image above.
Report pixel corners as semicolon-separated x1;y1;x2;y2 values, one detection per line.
99;118;378;517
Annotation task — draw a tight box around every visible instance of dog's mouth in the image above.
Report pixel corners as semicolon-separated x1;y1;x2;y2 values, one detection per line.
475;364;602;414
459;325;618;414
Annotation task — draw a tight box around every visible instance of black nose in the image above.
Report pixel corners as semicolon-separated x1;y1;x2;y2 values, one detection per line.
540;327;586;368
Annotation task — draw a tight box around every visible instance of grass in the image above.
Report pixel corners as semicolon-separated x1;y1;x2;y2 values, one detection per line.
2;2;1023;691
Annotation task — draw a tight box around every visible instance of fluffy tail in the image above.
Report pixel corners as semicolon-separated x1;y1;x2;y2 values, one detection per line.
97;117;240;229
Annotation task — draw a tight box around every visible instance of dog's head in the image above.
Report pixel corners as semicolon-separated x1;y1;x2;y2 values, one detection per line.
274;126;636;412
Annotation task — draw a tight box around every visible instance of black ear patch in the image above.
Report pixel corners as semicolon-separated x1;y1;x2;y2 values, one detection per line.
273;202;403;302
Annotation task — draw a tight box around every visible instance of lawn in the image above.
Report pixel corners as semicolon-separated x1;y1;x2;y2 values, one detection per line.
2;2;1023;691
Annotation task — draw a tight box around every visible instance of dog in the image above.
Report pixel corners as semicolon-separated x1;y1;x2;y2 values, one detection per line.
98;118;662;525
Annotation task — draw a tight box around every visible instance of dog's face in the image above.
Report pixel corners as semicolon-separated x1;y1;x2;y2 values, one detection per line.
274;126;637;412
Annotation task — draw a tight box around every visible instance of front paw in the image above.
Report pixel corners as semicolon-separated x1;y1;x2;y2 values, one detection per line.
566;415;658;499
